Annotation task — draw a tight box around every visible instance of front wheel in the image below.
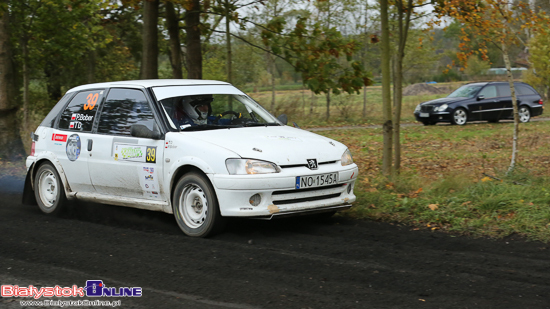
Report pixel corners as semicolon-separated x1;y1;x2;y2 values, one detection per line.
451;108;468;125
34;163;67;215
172;172;226;237
519;106;531;123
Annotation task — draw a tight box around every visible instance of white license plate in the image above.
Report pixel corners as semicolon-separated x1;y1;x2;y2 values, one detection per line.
420;113;429;117
296;173;338;189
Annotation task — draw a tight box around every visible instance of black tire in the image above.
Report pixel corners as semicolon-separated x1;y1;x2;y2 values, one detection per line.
172;172;226;237
519;106;531;123
451;108;468;125
34;162;67;215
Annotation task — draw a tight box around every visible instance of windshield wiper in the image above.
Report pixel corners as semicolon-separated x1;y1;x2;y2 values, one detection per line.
243;122;280;127
180;124;238;131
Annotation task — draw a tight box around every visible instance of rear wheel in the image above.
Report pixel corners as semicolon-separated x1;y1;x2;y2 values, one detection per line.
34;163;67;215
451;108;468;125
172;172;226;237
519;106;531;123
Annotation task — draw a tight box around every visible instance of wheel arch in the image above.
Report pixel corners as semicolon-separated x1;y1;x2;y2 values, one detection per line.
31;157;74;199
169;164;217;212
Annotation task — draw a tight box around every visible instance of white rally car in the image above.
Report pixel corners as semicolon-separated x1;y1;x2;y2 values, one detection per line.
23;80;358;237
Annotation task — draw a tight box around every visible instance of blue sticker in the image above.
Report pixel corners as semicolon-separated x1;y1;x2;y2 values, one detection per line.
66;134;81;161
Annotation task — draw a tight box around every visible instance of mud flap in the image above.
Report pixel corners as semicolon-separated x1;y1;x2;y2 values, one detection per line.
22;169;37;205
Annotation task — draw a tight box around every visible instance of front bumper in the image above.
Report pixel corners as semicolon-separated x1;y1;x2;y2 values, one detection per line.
211;164;359;218
414;111;451;123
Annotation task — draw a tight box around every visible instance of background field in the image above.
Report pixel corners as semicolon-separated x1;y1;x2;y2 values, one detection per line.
7;85;550;242
319;119;550;242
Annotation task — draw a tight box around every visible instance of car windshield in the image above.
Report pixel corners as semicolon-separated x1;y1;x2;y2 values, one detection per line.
158;93;281;131
447;85;483;98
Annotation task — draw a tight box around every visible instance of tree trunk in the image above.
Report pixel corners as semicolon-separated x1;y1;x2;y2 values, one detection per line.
22;39;29;129
380;0;393;177
326;91;331;121
225;0;232;109
310;91;315;114
503;42;519;174
269;53;276;112
140;0;159;79
362;85;367;118
166;0;183;79
44;61;62;101
0;3;25;161
392;53;403;175
185;0;202;79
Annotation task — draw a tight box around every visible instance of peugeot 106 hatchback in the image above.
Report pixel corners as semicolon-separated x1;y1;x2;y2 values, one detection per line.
23;80;359;237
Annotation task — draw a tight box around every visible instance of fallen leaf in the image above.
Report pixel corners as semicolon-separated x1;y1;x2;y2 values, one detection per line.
428;204;439;211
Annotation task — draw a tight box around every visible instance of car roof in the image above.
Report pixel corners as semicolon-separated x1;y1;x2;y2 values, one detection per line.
66;79;231;93
464;81;528;87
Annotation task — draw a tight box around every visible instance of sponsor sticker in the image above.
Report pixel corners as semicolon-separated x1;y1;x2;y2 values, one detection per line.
139;165;160;199
113;144;156;164
66;134;81;161
52;133;67;142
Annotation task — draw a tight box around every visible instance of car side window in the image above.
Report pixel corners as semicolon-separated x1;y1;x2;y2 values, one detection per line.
497;85;512;97
517;85;536;95
478;86;497;99
97;88;156;136
58;90;105;132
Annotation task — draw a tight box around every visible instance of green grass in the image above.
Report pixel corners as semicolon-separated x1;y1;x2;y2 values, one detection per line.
318;121;550;242
248;86;449;127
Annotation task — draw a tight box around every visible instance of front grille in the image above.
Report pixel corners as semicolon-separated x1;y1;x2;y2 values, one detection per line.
273;193;341;205
280;160;338;169
272;184;343;196
271;184;347;206
420;105;433;112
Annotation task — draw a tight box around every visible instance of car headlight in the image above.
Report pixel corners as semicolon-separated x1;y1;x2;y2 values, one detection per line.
414;104;421;112
341;149;353;166
226;159;281;175
435;104;448;112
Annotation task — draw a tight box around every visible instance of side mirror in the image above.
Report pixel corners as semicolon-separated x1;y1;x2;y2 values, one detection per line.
131;124;162;140
277;114;288;125
477;95;485;101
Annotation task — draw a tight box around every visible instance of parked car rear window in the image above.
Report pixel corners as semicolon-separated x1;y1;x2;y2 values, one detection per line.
517;85;537;95
58;90;105;132
97;88;156;136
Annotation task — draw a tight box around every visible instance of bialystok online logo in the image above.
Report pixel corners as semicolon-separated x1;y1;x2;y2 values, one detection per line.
1;280;142;299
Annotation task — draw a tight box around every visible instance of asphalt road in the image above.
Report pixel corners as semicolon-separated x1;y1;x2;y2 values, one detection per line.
1;177;549;309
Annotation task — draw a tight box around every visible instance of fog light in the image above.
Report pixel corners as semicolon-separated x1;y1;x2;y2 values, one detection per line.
347;183;353;194
249;194;261;206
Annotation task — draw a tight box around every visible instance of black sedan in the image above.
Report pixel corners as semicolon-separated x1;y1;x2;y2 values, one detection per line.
414;82;544;125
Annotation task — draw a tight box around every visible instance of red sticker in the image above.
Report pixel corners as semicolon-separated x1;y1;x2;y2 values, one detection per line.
52;133;68;142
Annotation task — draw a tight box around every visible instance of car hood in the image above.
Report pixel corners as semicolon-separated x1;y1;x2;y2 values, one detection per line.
179;126;347;165
421;97;469;106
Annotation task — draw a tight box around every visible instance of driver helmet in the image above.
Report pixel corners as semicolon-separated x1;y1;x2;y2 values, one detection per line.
181;95;213;123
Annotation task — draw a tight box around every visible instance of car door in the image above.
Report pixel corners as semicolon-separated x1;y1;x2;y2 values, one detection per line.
87;88;166;200
496;84;513;119
53;89;106;193
470;85;499;120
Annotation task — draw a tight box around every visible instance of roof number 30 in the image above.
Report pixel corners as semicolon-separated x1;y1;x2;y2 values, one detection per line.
84;93;99;110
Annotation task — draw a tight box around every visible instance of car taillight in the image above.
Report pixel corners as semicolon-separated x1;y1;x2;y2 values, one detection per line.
31;141;35;156
539;99;543;105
